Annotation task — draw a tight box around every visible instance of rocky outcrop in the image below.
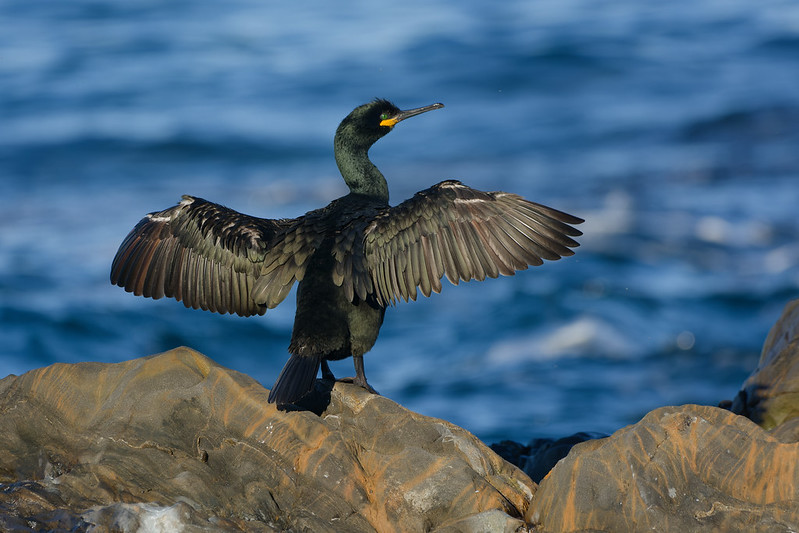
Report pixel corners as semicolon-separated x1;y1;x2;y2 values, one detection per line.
0;348;532;532
731;299;799;430
2;299;799;532
526;299;799;532
528;404;799;532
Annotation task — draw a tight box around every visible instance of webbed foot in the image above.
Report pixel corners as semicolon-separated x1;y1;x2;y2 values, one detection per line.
338;354;380;395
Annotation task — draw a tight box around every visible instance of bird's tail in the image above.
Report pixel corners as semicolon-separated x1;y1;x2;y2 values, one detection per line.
267;354;321;405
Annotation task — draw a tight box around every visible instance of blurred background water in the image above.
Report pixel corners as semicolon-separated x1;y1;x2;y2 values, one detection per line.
1;0;798;443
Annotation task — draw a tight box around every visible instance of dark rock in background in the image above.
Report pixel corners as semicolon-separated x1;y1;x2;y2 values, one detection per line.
491;432;606;483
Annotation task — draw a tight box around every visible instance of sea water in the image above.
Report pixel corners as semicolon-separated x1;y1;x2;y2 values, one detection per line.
1;0;798;442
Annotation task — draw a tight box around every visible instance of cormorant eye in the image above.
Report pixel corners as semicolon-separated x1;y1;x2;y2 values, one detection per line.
379;113;389;121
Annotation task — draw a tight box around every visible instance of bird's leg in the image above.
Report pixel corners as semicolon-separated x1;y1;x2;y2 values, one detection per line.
321;359;335;381
352;354;379;395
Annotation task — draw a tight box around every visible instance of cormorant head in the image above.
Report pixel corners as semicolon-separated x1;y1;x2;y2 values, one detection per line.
335;99;444;150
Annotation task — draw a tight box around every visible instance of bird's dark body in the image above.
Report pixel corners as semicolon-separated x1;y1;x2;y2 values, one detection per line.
110;99;584;407
277;195;387;402
289;194;387;357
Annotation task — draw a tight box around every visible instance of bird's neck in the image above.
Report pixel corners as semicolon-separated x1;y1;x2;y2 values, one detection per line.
334;138;389;203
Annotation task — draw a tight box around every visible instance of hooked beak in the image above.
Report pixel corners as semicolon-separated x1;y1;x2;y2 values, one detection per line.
380;102;444;128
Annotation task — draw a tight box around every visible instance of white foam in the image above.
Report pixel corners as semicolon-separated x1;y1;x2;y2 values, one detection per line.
488;316;639;363
81;502;188;533
136;503;186;533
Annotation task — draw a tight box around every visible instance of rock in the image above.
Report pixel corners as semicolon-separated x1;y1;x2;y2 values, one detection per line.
529;404;799;532
0;347;534;532
731;299;799;429
526;300;799;532
491;432;606;483
4;300;799;532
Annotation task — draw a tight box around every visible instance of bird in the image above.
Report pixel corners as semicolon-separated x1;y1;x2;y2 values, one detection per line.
110;99;583;407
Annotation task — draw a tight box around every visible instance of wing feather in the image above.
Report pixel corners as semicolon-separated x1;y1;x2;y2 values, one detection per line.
110;196;292;317
353;180;583;306
449;220;475;281
439;227;461;285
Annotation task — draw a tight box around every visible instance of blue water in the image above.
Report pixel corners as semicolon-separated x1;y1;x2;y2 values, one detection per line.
2;0;798;443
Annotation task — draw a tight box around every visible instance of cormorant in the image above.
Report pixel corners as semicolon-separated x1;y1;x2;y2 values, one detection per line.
110;99;583;406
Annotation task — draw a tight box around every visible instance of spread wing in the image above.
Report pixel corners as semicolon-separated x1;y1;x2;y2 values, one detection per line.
338;180;583;306
110;196;294;317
